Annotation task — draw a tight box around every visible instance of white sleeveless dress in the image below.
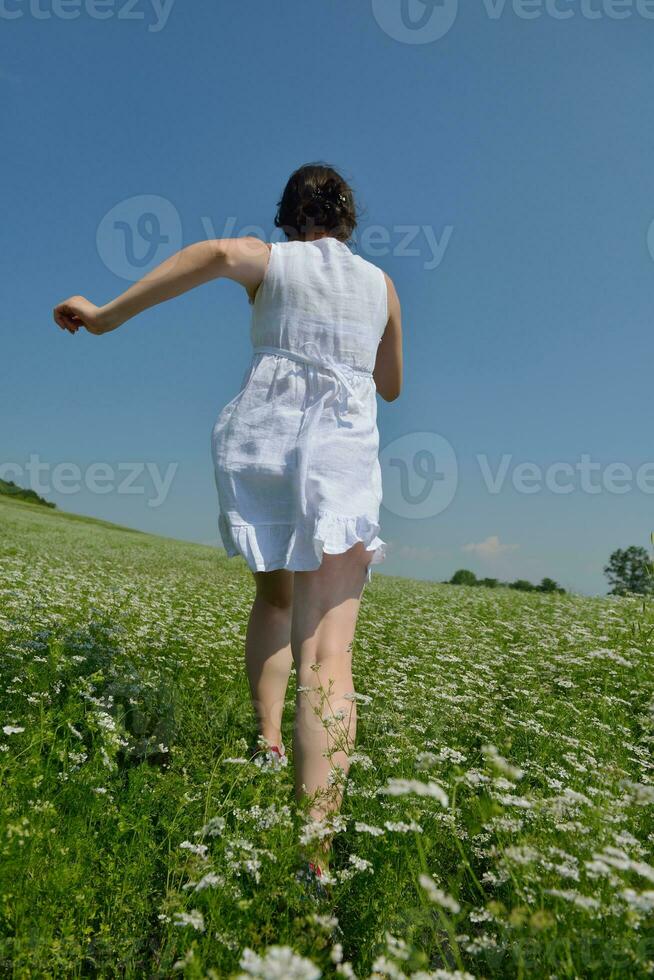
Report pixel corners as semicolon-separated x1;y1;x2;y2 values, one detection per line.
211;237;388;582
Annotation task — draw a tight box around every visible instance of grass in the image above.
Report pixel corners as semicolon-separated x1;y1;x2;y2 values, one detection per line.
0;494;653;978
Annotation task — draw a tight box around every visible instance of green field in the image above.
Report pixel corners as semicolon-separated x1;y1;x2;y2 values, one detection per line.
1;495;653;978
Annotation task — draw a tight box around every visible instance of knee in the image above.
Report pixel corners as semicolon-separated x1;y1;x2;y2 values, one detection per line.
294;642;353;682
255;589;293;613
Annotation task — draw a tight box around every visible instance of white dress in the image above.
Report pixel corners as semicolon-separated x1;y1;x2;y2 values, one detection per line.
211;236;388;582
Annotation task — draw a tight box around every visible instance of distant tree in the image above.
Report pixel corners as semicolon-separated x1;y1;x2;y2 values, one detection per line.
479;577;499;589
604;546;653;596
450;569;477;586
510;579;535;592
538;577;565;595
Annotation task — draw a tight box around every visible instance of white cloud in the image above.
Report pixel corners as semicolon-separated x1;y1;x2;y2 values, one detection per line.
462;536;519;559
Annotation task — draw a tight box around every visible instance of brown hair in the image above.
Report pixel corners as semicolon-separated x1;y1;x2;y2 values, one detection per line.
274;163;358;242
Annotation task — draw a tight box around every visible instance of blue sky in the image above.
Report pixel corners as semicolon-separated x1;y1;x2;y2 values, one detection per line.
2;0;653;594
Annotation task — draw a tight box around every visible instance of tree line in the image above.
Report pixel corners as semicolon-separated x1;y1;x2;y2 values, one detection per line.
447;539;654;598
447;569;566;594
0;479;55;509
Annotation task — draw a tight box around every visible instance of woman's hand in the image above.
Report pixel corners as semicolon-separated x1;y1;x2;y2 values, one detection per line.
53;296;119;336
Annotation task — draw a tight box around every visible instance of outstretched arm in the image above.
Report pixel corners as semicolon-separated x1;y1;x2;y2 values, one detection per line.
53;237;271;335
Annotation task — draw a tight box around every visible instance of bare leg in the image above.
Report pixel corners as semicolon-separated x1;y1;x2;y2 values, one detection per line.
245;569;294;748
291;542;372;861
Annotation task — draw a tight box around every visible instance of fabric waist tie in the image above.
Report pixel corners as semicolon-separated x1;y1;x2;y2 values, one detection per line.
251;343;374;518
252;343;372;378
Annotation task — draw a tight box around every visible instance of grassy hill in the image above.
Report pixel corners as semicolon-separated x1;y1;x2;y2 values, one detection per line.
0;478;56;508
0;495;652;977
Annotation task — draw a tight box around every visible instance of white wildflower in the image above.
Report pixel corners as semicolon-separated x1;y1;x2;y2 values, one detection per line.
495;794;534;809
411;972;476;979
594;847;654;883
183;872;224;892
370;954;406;979
482;744;524;781
544;888;600;910
349;854;373;872
354;822;385;836
172;909;205;932
343;691;372;704
622;889;654;913
384;820;423;834
237;945;321;979
179;840;209;859
468;907;493;923
503;845;540;865
194;816;226;838
299;815;347;845
379;778;449;807
311;913;339;930
621;780;654;805
463;770;490;787
419;874;461;914
330;943;344;964
385;933;411;961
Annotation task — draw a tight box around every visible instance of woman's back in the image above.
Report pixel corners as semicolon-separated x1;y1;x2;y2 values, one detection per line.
251;238;388;372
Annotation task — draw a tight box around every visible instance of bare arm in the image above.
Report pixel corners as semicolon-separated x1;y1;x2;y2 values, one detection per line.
53;237;271;335
373;273;403;402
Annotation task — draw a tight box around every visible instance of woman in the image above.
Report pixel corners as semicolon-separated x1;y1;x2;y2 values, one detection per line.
53;163;403;887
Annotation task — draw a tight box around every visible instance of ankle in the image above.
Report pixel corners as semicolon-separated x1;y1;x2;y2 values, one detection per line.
256;733;284;751
300;843;331;872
